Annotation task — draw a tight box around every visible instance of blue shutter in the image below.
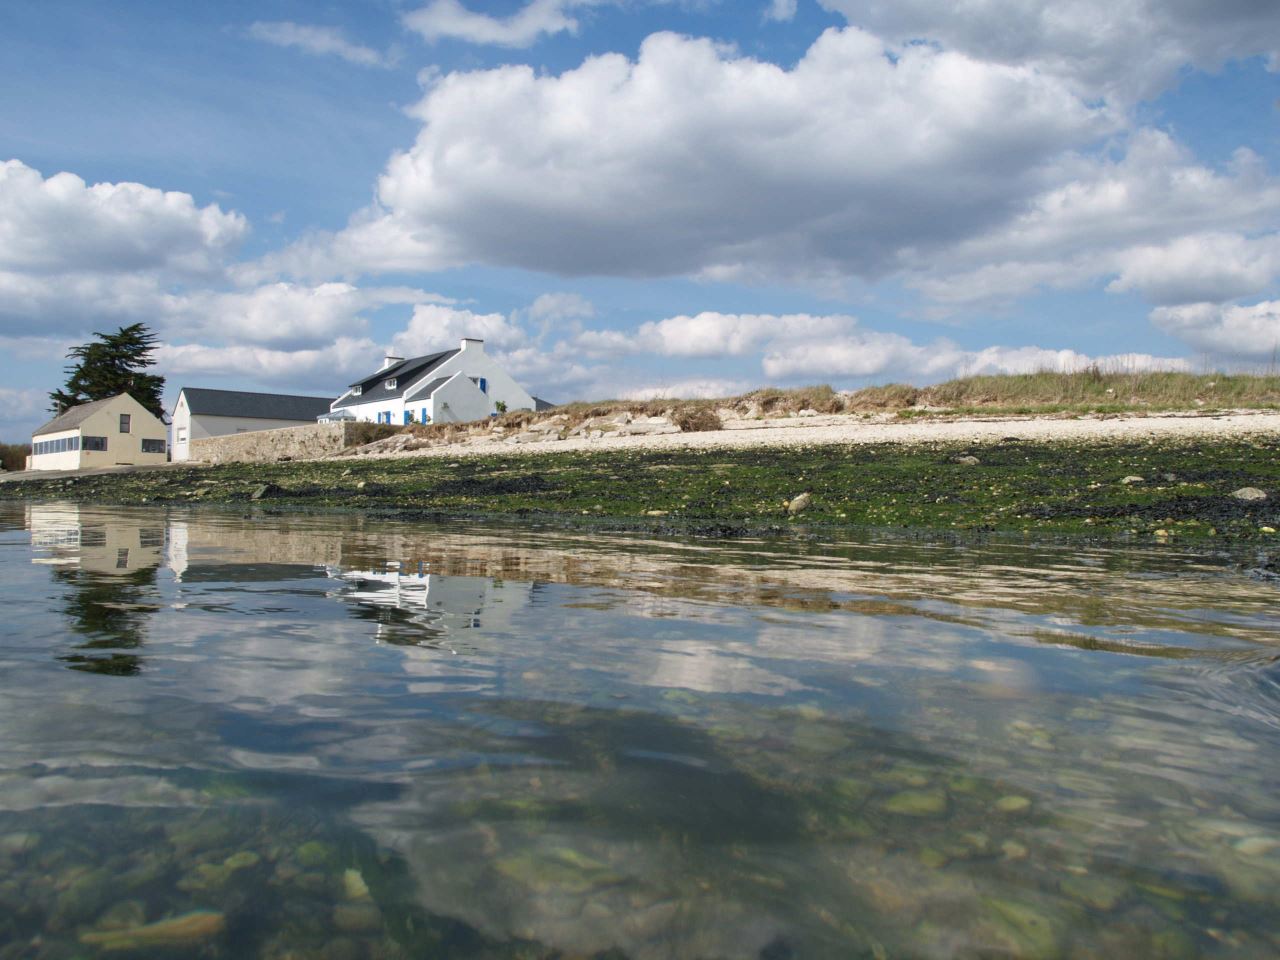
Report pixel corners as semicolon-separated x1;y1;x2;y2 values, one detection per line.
404;411;412;425
479;377;487;394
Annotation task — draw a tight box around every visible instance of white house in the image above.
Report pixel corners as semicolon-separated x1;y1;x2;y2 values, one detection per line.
170;388;334;462
326;338;536;425
29;393;168;471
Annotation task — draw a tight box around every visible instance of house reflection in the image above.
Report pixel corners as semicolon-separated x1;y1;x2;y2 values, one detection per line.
330;564;493;647
26;505;164;676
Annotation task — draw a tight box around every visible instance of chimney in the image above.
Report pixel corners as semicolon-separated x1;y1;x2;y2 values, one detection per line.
460;337;484;353
381;354;404;371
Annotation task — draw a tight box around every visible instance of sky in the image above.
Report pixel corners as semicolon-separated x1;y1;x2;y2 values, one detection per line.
2;0;1280;440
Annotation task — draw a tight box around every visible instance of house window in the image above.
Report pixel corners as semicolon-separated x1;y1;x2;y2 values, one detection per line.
479;377;488;394
119;414;131;433
385;378;397;390
141;439;166;453
83;436;108;451
176;428;188;442
352;385;362;396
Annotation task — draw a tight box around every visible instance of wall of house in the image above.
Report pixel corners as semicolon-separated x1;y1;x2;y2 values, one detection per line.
30;395;168;471
426;374;491;424
423;342;535;413
189;421;363;464
172;404;323;461
28;429;82;471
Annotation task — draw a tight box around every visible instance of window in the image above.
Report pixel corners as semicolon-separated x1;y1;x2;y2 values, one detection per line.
352;385;362;396
385;378;397;390
176;428;188;442
141;439;166;453
479;377;488;394
83;436;107;452
119;414;131;433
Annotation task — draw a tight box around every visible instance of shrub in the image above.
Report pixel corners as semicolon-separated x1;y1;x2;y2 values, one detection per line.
672;407;724;432
0;443;31;472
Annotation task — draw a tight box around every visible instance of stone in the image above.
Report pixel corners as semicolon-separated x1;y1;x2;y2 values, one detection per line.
224;850;261;871
956;455;981;465
1231;487;1267;502
797;408;819;417
79;910;226;950
881;789;947;817
332;901;382;933
94;899;147;931
250;483;279;500
342;868;371;901
296;840;337;869
787;492;812;516
1120;476;1144;485
1060;874;1127;911
994;795;1031;814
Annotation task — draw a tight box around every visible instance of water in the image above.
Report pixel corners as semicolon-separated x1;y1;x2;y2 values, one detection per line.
1;503;1278;959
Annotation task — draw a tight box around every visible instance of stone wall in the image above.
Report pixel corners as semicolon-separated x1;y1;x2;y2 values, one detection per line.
189;422;360;465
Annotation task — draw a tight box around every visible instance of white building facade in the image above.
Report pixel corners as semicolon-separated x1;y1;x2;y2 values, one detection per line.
170;388;334;462
29;394;168;471
326;338;536;425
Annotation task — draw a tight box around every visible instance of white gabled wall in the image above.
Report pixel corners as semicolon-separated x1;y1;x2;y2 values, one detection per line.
427;372;490;424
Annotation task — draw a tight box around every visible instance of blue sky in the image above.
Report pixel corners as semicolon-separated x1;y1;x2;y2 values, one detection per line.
3;0;1280;439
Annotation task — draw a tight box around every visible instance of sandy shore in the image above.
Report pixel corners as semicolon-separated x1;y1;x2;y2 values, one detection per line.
370;408;1280;461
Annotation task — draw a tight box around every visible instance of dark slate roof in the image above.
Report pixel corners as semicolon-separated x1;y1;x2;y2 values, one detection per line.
406;377;450;401
32;395;124;437
332;349;459;410
533;396;556;411
179;388;334;421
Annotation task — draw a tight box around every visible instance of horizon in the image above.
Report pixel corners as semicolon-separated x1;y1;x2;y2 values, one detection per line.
3;1;1280;441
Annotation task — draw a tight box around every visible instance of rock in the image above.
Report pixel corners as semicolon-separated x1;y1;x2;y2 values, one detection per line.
224;850;261;871
1120;476;1145;485
1235;836;1280;857
332;901;382;933
79;910;226;950
93;900;148;932
787;492;812;515
797;408;819;417
296;840;337;869
342;868;371;901
1060;874;1127;911
510;432;545;443
956;455;981;465
994;795;1031;814
1231;487;1267;502
250;483;280;500
881;789;947;817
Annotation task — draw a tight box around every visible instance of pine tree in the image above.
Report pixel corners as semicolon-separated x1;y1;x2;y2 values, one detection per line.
50;323;166;419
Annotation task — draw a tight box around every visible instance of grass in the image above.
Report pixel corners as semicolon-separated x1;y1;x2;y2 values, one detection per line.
4;435;1278;545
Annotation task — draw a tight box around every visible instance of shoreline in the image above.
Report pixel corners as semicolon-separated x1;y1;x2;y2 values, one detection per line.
1;415;1277;547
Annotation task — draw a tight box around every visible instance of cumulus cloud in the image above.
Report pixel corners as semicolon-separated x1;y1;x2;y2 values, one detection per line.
248;21;390;67
390;304;530;357
622;378;752;400
1151;301;1280;361
403;0;597;48
819;0;1280;101
155;337;382;391
265;27;1112;284
0;160;245;278
911;132;1280;308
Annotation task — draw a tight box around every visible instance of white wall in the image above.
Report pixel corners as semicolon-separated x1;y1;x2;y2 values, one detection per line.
428;373;491;424
29;429;81;471
172;391;326;461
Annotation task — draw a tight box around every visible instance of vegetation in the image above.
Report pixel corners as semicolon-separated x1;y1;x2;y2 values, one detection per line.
0;443;31;472
50;322;165;418
3;436;1276;545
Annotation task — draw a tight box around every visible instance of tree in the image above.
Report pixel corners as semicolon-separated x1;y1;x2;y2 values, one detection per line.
50;323;165;419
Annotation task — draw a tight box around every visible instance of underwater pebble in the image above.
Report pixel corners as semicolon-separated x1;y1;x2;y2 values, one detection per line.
881;789;947;817
333;901;383;933
342;868;371;902
1234;836;1279;857
994;795;1031;814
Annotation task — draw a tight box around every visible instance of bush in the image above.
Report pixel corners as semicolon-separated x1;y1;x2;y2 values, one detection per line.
0;443;31;472
672;407;724;432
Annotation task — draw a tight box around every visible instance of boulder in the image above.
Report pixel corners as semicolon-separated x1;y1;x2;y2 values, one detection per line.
1120;476;1144;485
1231;487;1267;502
787;492;812;515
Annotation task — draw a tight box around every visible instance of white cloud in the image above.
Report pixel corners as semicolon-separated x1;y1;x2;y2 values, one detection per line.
633;312;855;357
155;337;381;392
910;132;1280;308
818;0;1280;102
0;159;245;278
266;27;1112;284
391;304;531;358
248;21;389;67
764;0;798;22
403;0;599;48
621;378;752;400
1151;301;1280;361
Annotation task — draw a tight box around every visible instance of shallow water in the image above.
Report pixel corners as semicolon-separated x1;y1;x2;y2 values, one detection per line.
1;503;1278;959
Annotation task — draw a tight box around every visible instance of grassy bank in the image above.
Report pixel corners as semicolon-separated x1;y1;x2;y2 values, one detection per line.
3;435;1278;544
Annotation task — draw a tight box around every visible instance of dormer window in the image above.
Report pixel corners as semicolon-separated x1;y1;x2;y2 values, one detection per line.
351;385;362;396
385;378;397;390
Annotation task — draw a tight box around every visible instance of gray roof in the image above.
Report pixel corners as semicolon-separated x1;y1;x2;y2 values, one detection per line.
180;388;333;421
533;396;556;411
407;377;450;401
332;349;459;410
33;395;124;437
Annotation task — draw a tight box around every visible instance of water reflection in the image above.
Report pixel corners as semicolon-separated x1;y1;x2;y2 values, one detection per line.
2;503;1279;958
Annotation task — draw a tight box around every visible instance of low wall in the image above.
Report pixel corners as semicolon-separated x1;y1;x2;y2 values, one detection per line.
189;422;361;465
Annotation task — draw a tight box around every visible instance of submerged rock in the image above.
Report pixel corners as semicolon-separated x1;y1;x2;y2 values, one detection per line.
994;795;1031;814
881;789;947;817
787;492;812;516
332;901;382;933
342;867;371;902
79;910;226;950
